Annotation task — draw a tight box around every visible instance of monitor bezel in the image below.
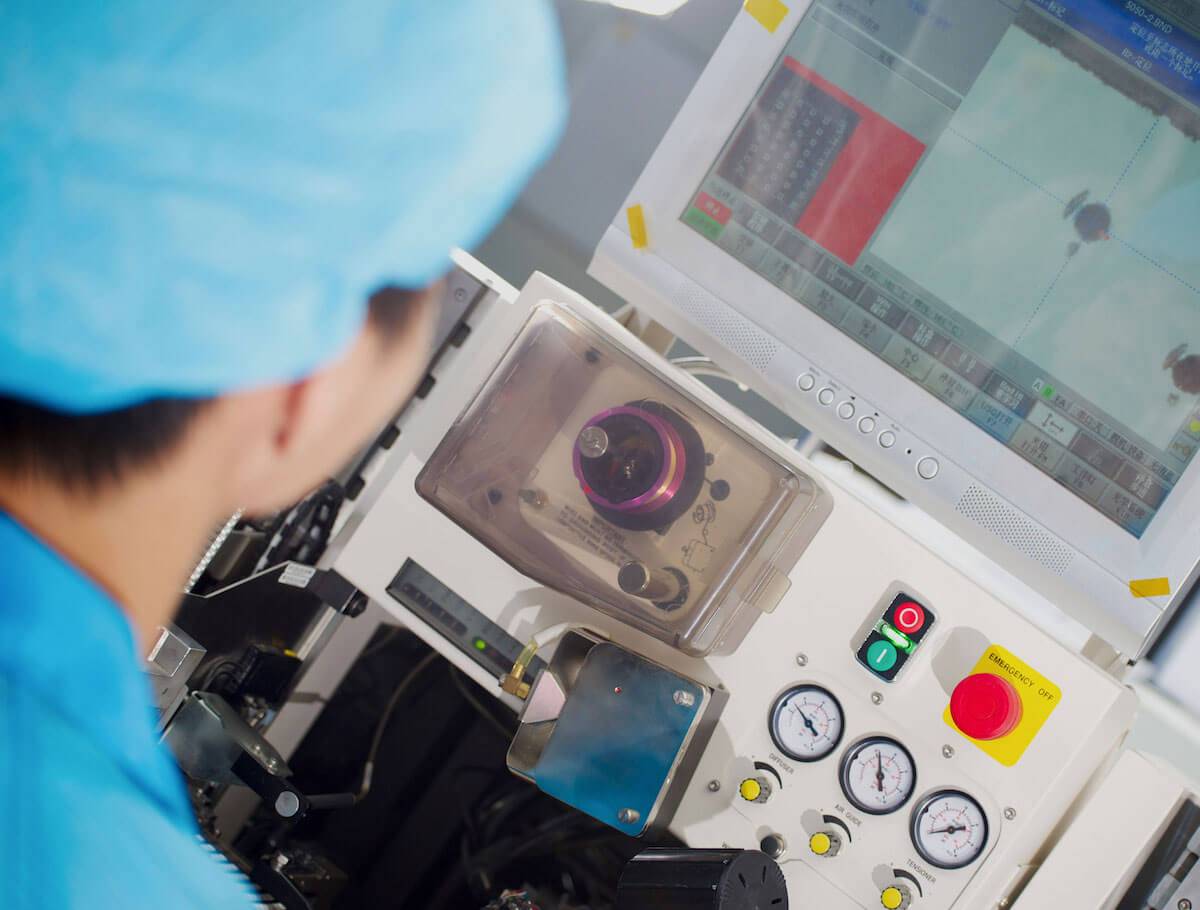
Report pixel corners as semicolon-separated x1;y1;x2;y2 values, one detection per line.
588;0;1200;657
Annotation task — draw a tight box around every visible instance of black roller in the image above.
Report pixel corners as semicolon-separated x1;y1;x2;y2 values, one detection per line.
616;848;788;910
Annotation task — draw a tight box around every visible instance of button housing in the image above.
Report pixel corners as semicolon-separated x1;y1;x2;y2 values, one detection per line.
855;592;938;682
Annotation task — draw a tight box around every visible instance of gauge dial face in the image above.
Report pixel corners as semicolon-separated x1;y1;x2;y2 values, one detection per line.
839;737;917;815
911;790;989;870
769;685;845;762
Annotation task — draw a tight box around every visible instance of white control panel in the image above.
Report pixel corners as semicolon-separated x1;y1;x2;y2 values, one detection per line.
325;267;1138;909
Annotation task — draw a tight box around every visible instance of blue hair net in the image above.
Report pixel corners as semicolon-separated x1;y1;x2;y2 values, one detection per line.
0;1;566;412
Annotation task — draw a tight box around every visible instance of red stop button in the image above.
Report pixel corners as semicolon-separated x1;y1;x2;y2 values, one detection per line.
893;601;925;634
950;673;1023;740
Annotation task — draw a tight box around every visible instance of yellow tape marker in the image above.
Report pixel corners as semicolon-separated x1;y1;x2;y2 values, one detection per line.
1190;419;1200;434
744;0;789;32
1130;577;1171;598
943;643;1060;767
626;204;649;250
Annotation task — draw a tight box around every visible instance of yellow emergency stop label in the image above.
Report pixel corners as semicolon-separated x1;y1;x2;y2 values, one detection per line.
943;643;1061;767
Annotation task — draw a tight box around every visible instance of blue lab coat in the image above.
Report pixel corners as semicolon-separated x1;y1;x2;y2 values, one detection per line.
0;514;258;908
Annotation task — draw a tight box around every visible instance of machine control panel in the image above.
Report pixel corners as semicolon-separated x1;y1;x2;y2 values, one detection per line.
329;272;1139;910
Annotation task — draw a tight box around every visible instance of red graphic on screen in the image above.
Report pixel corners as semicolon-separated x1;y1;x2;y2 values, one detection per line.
695;191;732;226
783;59;925;265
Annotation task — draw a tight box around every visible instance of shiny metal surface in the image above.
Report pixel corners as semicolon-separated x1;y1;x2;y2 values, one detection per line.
508;630;710;836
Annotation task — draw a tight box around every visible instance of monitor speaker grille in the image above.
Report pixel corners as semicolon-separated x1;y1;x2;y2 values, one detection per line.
671;281;778;372
955;484;1073;576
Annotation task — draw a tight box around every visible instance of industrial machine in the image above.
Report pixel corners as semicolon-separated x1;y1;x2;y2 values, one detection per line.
165;1;1200;907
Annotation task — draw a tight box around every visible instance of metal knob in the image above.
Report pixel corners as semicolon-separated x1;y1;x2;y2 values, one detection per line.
618;562;682;603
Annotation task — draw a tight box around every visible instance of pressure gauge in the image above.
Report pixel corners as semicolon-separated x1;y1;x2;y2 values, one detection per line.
768;685;844;762
839;737;916;815
910;790;989;870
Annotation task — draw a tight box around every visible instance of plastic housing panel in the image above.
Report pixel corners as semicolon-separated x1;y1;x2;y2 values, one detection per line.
416;301;829;656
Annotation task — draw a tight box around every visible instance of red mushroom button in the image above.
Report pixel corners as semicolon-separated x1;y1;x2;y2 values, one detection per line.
950;673;1023;740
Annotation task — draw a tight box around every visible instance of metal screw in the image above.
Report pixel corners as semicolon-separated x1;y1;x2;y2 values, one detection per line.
942;745;955;759
871;691;884;705
577;426;609;458
1004;807;1017;821
795;653;809;667
1179;900;1192;910
673;690;696;707
618;808;641;824
707;780;721;793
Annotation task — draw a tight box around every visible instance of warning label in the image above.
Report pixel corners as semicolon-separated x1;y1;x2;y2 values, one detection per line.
555;504;639;566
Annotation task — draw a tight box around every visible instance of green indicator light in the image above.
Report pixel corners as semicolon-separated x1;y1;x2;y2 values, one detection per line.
473;638;487;651
878;621;914;653
1041;384;1055;399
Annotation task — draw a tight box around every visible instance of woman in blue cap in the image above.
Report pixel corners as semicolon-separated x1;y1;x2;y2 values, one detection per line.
0;2;565;907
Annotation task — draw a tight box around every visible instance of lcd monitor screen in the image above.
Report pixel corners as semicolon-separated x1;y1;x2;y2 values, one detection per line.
684;0;1200;537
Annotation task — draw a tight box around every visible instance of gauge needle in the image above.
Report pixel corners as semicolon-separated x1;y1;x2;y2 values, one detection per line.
798;709;818;737
875;750;884;792
930;824;966;835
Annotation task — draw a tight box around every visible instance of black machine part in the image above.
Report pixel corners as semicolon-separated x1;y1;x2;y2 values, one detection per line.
616;848;788;910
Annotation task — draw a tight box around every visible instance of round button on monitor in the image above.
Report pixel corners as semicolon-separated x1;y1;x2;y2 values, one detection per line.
839;736;916;815
818;388;836;406
769;685;845;763
878;430;897;448
911;790;989;870
917;456;940;479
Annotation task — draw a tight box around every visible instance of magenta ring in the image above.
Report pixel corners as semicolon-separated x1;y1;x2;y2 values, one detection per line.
572;406;688;514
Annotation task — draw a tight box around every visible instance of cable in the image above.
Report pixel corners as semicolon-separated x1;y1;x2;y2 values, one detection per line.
357;626;401;663
448;665;517;742
500;622;583;698
669;354;750;391
356;650;439;801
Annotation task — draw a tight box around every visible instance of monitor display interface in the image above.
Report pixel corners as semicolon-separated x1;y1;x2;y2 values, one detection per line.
684;0;1200;538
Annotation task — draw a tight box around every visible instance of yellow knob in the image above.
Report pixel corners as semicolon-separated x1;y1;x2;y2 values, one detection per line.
738;778;762;802
881;886;905;909
808;832;832;856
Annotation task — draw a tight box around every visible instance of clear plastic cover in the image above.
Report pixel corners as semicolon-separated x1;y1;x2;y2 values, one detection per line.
416;301;829;655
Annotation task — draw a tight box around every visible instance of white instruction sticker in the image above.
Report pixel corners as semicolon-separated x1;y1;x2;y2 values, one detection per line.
279;564;317;589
